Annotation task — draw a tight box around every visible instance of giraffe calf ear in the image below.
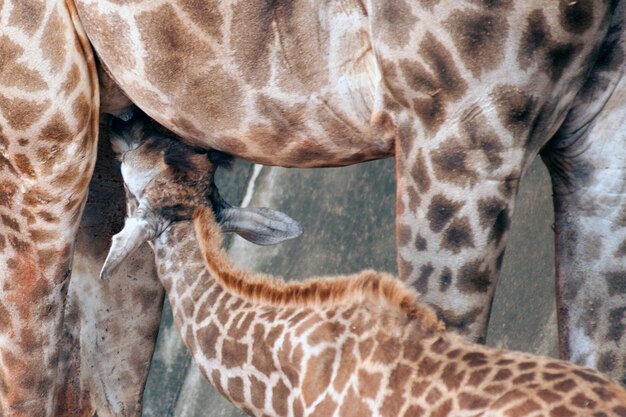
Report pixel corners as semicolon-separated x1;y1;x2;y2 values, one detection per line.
218;207;303;246
101;216;157;279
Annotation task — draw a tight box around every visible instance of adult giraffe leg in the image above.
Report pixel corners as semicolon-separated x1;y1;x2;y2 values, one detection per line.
56;126;164;417
395;114;528;342
0;0;98;415
542;28;626;383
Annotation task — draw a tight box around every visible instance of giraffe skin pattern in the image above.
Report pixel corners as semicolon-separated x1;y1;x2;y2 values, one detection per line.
74;0;626;385
105;115;626;417
0;0;625;415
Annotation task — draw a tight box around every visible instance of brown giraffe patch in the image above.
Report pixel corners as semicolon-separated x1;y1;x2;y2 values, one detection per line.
559;0;594;34
512;371;535;384
0;181;17;208
477;197;511;245
457;260;492;294
1;215;20;232
184;65;244;131
231;1;273;88
441;216;475;254
412;149;431;194
422;387;443;404
518;10;551;69
460;111;504;170
8;0;44;35
546;42;582;81
491;85;536;139
272;379;290;415
598;351;618;375
400;33;467;132
73;93;91;140
414;233;427;251
228;376;244;403
249;375;265;409
29;229;57;244
537;388;562;403
251;324;278;375
439;268;452;292
0;95;48;130
357;369;381;399
39;7;68;74
371;336;401;364
403;338;424;362
517;9;583;81
340;387;370;417
221;338;248;368
606;272;626;294
195;322;220;359
179;0;223;41
308;322;346;345
0;36;47;92
431;138;479;187
302;348;335;406
374;0;419;48
458;392;490;410
415;263;434;295
607;307;626;342
468;367;491;386
137;4;215;90
426;194;463;233
417;356;441;377
553;379;577;392
444;8;509;77
272;0;330;89
61;63;81;96
333;338;356;392
572;392;597;409
441;362;465;390
13;154;35;178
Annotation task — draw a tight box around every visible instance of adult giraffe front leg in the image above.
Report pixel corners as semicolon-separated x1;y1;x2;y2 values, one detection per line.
0;0;98;415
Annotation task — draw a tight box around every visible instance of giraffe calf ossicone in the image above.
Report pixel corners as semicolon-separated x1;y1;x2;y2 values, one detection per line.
102;112;626;417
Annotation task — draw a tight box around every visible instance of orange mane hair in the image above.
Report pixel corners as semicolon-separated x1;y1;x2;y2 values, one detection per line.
192;206;443;332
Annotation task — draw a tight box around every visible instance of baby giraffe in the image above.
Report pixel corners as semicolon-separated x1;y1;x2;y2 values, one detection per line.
103;115;626;417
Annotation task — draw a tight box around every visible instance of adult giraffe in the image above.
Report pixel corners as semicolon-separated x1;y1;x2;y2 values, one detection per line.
74;0;626;385
1;1;625;415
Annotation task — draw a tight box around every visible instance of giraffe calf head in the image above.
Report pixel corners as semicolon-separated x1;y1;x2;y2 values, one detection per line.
100;111;302;278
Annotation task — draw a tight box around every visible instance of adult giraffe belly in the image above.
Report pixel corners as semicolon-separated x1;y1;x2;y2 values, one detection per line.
75;0;394;167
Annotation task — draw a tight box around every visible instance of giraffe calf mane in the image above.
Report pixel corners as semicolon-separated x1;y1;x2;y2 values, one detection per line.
193;206;443;333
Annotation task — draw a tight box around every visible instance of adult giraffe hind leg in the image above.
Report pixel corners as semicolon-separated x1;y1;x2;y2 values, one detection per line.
0;0;98;415
542;12;626;384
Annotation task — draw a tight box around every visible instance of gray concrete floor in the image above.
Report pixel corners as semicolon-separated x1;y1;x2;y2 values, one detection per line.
141;157;558;417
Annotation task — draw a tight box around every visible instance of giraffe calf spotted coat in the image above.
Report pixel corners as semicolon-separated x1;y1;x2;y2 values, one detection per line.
103;118;626;417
